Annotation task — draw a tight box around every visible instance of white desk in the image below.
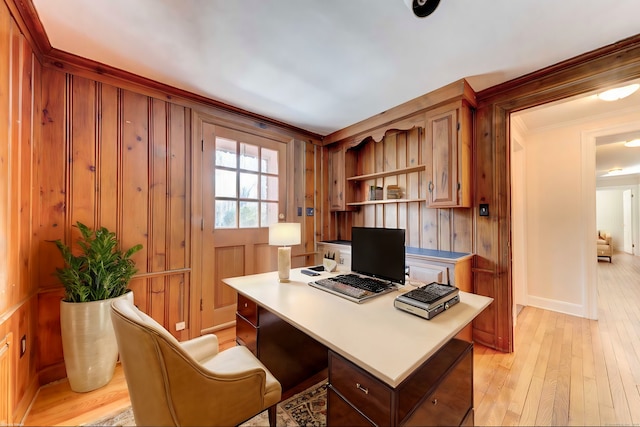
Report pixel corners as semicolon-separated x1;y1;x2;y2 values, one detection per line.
224;268;492;388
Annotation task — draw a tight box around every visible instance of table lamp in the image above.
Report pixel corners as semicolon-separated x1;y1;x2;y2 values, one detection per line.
269;222;301;282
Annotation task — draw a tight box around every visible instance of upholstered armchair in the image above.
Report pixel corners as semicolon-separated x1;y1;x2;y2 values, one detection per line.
597;231;613;262
110;298;281;426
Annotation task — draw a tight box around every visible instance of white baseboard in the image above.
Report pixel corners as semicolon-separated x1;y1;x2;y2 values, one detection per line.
526;295;585;318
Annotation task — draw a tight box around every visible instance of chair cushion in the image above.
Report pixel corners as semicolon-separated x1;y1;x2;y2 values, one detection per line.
202;345;282;407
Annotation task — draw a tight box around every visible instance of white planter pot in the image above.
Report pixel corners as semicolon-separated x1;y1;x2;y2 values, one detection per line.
60;291;133;392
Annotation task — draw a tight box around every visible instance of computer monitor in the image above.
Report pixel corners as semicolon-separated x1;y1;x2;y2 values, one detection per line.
351;227;406;285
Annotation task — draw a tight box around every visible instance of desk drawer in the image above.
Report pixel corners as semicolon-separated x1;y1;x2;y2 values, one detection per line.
237;294;257;325
402;348;472;426
328;386;373;426
235;314;257;355
329;351;391;426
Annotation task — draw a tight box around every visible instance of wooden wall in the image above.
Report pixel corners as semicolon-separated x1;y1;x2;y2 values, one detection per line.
0;0;40;422
1;0;322;422
36;71;193;383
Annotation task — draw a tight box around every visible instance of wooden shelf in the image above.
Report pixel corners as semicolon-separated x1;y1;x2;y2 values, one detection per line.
347;198;426;206
346;165;425;182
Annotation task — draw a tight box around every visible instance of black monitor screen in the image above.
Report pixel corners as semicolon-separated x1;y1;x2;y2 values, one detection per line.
351;227;405;285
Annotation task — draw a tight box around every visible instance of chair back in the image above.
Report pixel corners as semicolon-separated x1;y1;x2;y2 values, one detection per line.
110;298;186;426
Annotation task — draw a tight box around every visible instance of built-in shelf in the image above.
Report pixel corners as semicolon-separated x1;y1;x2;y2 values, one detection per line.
347;198;427;206
346;165;425;182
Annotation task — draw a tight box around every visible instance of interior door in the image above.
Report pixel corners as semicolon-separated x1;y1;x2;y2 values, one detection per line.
198;121;288;333
623;189;633;254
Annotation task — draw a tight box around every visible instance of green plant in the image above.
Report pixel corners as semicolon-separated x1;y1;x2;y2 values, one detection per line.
53;222;143;303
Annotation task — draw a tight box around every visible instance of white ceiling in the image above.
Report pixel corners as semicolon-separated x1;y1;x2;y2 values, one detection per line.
31;0;640;136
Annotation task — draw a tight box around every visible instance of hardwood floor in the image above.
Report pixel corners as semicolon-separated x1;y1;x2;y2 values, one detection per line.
474;252;640;426
23;253;640;426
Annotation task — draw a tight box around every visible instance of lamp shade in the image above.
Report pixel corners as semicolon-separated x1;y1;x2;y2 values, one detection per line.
268;222;301;246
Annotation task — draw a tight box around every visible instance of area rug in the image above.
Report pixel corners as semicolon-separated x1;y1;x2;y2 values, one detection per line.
84;379;327;426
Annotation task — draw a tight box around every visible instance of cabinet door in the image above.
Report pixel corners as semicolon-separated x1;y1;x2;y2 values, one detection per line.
329;146;356;211
425;106;459;207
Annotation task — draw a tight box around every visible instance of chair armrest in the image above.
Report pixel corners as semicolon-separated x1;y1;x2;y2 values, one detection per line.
179;334;219;361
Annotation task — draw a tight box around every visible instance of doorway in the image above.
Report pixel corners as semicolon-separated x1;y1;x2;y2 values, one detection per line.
509;82;640;329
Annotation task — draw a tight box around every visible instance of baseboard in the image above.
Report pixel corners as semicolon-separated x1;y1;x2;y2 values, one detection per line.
526;295;585;318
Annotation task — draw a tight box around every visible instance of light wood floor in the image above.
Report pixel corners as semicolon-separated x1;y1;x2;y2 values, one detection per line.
23;253;640;426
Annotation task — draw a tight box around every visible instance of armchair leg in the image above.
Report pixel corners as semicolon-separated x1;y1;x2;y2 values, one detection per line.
268;404;277;427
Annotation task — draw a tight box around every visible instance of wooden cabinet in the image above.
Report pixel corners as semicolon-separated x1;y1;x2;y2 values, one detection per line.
329;146;357;211
328;339;474;426
424;101;473;208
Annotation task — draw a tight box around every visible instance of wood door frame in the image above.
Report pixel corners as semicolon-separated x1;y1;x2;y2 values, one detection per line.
190;111;296;338
474;33;640;352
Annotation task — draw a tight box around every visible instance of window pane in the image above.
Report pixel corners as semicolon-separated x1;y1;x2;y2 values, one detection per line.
215;137;236;167
240;172;258;199
240;143;259;171
261;202;279;226
215;200;236;228
215;169;237;198
261;148;278;174
261;175;279;200
239;202;259;228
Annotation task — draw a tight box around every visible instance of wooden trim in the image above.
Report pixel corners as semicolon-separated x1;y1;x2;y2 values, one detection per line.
324;79;476;145
3;0;49;61
40;49;323;145
478;33;640;106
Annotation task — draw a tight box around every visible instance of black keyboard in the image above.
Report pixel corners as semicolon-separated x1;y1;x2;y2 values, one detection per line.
309;274;395;303
332;274;391;293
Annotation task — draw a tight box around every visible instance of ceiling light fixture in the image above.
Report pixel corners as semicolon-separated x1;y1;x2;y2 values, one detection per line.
624;139;640;147
606;167;624;175
597;83;640;101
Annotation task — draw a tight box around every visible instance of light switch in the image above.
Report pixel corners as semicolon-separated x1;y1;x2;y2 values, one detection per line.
479;204;489;217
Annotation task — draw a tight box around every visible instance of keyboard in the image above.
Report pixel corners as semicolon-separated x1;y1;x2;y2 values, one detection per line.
309;274;395;303
331;274;391;293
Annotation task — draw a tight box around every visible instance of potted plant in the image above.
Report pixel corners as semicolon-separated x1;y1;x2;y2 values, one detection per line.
53;221;142;392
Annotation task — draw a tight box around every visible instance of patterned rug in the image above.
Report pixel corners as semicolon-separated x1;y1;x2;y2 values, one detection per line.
84;379;327;426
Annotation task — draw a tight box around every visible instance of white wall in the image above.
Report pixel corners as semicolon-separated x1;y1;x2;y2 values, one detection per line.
596;188;625;252
513;109;640;318
596;176;640;255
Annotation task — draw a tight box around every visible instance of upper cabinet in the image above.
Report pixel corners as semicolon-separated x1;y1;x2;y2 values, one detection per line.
424;100;473;208
326;79;476;212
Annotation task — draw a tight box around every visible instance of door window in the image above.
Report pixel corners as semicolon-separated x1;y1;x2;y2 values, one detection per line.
214;137;280;228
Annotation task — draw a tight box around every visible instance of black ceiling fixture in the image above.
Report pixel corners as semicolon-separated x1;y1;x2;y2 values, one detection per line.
405;0;441;18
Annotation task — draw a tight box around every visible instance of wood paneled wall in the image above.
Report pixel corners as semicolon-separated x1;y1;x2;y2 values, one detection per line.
2;0;323;422
0;1;40;423
36;69;193;383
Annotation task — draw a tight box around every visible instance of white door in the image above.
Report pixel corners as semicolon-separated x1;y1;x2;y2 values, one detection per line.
623;189;633;254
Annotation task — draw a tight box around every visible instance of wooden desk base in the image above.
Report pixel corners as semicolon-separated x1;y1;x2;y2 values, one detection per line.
236;295;473;426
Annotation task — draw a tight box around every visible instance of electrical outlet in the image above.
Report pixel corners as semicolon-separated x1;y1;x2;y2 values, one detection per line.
176;321;186;331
